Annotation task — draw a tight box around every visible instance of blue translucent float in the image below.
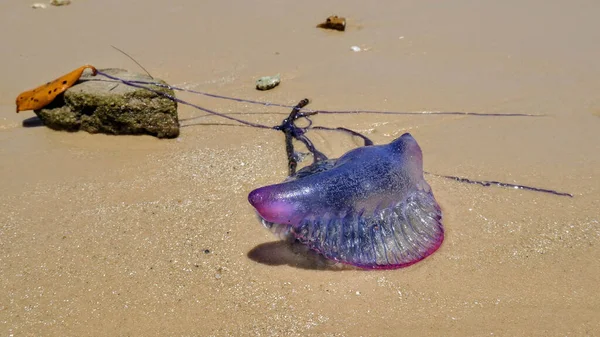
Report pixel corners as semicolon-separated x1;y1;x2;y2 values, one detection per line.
248;133;444;269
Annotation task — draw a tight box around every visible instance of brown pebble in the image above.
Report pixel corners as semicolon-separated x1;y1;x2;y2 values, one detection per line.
317;15;346;32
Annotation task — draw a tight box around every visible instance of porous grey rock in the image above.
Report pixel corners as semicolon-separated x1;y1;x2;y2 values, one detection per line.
35;68;179;138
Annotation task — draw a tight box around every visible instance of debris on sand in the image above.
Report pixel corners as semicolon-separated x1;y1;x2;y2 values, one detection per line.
256;74;281;91
50;0;71;6
317;15;346;32
16;65;97;112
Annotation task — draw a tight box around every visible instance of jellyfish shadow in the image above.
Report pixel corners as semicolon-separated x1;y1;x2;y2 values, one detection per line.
247;240;356;271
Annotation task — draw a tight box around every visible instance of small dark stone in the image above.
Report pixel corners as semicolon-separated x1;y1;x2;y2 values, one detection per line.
204;249;211;254
317;15;346;32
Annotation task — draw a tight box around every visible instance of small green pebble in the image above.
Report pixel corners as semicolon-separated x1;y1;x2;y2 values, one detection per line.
256;74;280;91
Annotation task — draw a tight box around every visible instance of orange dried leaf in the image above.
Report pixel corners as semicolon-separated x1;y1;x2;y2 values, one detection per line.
15;65;97;113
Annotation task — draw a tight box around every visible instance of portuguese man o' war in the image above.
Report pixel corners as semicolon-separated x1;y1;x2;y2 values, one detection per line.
89;64;573;270
248;133;444;269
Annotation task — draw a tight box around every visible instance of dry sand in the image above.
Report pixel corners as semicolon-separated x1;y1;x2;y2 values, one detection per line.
1;0;599;336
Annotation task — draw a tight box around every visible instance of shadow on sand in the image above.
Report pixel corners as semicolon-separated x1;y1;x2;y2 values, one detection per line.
22;116;44;128
247;240;356;271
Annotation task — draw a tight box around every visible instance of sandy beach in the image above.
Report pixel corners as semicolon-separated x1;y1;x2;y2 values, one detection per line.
1;0;599;336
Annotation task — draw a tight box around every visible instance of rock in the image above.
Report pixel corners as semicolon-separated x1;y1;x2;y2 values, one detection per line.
256;74;280;91
317;15;346;32
50;0;71;6
36;68;179;138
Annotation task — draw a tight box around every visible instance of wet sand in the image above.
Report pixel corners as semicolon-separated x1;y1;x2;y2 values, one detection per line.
1;0;599;336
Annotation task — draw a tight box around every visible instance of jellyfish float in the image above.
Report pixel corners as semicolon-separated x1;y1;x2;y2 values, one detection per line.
248;132;443;269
